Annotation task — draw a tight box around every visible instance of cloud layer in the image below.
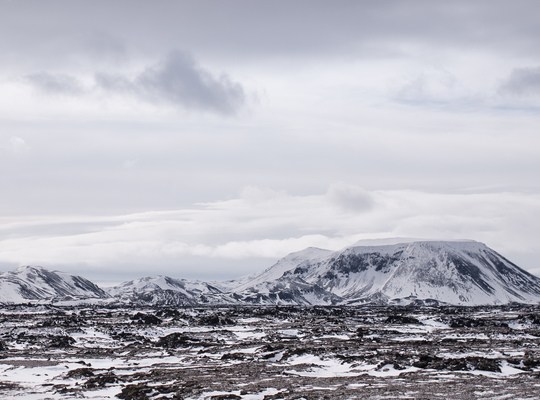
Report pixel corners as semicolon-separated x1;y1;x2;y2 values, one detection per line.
1;186;538;282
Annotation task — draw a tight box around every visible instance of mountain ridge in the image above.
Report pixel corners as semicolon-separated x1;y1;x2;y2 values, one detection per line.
1;240;539;306
0;265;109;303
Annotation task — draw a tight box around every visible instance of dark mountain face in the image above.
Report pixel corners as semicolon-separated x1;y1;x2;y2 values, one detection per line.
2;241;540;306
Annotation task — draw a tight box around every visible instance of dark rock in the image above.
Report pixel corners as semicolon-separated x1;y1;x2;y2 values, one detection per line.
413;354;500;372
468;357;500;372
260;343;285;352
0;382;20;391
66;367;95;379
117;383;153;399
83;373;118;389
198;314;234;326
48;335;76;348
130;312;162;325
448;317;508;329
413;354;436;369
518;313;540;325
221;352;246;361
285;347;308;358
384;315;421;325
111;331;149;344
156;332;198;348
39;315;86;327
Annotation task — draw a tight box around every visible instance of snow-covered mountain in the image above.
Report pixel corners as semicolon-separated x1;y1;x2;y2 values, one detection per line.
220;247;337;305
107;276;235;306
2;240;540;306
233;240;540;306
0;266;109;303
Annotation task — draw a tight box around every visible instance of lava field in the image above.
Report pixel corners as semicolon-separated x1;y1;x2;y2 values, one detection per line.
1;304;540;399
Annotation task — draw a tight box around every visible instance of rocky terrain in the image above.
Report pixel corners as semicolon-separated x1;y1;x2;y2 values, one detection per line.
2;304;540;399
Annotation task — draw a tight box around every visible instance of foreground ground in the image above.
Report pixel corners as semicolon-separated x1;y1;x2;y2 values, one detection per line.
1;304;540;399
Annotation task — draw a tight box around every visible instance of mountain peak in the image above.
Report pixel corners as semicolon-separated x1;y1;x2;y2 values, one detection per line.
15;265;49;273
349;238;481;249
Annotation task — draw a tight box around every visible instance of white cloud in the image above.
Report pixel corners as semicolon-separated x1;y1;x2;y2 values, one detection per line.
0;186;538;280
0;136;28;155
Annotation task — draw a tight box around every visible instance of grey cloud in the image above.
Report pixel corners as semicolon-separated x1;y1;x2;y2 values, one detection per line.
326;183;375;212
23;52;247;114
96;51;246;114
82;31;128;62
25;72;85;95
499;67;540;96
2;1;540;67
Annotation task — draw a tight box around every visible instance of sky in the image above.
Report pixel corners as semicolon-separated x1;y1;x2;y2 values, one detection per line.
1;0;540;284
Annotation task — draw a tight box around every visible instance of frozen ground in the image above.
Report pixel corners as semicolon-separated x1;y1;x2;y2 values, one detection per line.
1;304;540;399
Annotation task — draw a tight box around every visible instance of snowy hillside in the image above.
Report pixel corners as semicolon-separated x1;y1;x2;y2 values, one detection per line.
228;247;333;292
0;266;109;303
108;275;235;306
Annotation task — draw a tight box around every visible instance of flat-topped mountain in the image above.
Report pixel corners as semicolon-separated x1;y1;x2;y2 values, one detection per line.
235;240;540;306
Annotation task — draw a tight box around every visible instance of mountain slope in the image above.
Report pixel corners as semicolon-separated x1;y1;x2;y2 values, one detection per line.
0;266;109;303
219;247;337;305
227;247;332;291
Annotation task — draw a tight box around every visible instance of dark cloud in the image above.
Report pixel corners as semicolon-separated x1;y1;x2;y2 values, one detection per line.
25;72;85;95
24;52;246;114
96;51;245;114
499;67;540;96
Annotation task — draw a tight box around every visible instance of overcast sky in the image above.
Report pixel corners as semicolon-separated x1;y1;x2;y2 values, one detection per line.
1;1;540;284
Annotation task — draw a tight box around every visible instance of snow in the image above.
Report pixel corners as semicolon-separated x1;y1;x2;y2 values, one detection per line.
230;327;266;340
284;354;420;378
186;388;282;400
285;355;360;377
